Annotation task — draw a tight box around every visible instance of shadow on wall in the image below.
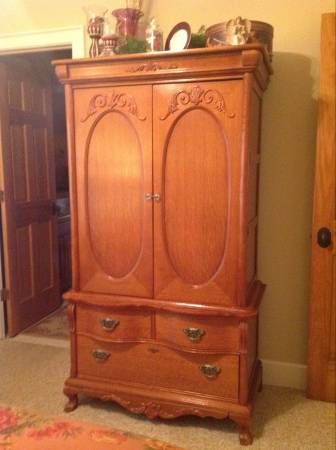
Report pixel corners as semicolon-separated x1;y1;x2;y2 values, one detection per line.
258;52;318;365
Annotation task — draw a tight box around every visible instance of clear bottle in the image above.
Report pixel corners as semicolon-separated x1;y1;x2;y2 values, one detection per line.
145;17;163;52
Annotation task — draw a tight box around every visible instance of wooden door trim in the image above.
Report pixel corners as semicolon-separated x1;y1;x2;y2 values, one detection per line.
0;63;19;335
64;84;79;290
0;60;61;335
0;27;84;339
307;12;335;402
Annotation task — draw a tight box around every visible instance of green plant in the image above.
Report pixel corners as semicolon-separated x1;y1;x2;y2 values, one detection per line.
118;37;147;54
189;25;207;49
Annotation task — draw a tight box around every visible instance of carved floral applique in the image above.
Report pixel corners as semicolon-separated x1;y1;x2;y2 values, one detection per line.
127;63;178;73
189;86;204;104
160;86;235;120
81;92;147;122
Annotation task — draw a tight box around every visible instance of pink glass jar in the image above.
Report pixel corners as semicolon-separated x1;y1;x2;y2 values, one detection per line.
112;8;143;38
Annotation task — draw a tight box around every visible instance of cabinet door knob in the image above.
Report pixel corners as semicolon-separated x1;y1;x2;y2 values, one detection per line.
200;364;221;379
100;318;120;331
183;327;205;342
153;193;161;202
92;349;111;362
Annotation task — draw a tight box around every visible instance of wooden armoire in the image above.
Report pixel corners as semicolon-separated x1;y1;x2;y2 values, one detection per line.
54;44;272;445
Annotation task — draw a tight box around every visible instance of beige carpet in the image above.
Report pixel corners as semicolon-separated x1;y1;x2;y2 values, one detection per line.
0;339;335;450
21;305;69;340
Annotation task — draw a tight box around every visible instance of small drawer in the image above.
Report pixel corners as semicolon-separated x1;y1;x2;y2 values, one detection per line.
76;304;152;341
156;312;240;352
77;336;155;386
154;346;239;401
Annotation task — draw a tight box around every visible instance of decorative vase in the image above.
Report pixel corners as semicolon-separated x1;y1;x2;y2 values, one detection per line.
112;8;143;38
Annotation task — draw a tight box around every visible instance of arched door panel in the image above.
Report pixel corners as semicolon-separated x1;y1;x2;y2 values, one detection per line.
74;86;153;297
153;82;243;305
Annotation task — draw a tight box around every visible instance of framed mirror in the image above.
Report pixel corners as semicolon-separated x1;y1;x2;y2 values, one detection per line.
165;22;191;51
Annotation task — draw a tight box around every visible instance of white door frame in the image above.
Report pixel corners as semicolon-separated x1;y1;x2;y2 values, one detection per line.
0;25;85;338
0;26;85;57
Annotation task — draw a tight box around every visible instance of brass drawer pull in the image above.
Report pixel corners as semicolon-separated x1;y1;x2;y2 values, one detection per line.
183;327;205;342
100;318;120;331
200;364;221;379
92;349;111;362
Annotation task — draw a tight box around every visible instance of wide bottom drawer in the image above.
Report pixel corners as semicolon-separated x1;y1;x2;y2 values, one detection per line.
77;336;239;401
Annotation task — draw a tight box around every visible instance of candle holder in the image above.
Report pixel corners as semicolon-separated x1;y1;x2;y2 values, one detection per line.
100;34;119;56
83;5;108;57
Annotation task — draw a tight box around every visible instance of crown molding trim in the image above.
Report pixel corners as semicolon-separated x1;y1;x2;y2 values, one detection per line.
0;25;85;58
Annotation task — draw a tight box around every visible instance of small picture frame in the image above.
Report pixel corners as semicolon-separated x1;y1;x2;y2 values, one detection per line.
165;22;191;51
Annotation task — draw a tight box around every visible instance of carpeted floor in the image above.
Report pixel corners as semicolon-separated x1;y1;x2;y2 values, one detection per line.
21;305;69;340
0;339;335;450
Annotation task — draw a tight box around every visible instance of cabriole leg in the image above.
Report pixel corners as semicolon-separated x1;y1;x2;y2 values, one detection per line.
231;414;253;446
64;392;78;413
239;426;253;445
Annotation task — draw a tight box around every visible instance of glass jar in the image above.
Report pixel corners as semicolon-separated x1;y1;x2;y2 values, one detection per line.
145;17;163;52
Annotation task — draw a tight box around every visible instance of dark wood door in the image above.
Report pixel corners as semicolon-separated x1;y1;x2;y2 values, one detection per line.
153;81;243;305
307;13;336;402
0;60;60;336
73;85;153;298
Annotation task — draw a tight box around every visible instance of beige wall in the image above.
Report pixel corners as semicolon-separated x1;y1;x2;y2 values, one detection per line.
148;1;335;368
0;1;334;369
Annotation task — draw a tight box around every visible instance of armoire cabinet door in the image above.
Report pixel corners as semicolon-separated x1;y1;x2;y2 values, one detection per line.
74;85;153;297
153;81;243;305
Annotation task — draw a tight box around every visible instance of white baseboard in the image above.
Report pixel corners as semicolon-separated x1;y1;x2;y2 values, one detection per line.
261;358;307;390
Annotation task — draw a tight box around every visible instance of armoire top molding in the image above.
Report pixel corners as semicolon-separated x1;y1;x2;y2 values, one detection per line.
53;44;272;90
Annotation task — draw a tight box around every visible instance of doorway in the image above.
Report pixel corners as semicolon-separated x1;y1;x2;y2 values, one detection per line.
0;48;72;337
